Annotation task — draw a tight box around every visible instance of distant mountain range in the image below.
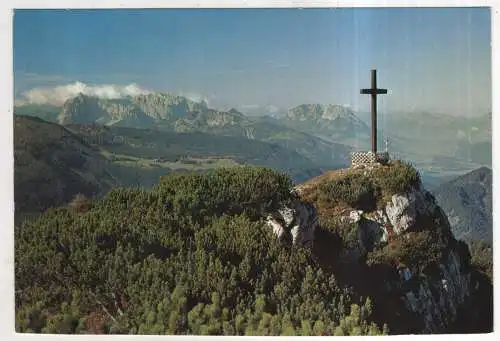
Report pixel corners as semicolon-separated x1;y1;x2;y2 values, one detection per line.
15;91;491;185
16;93;352;169
432;166;492;245
279;104;370;143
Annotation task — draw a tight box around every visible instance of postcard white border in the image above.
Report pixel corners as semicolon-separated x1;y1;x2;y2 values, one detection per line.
1;1;498;341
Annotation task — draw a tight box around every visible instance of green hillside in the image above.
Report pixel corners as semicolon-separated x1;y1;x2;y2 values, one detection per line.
15;167;385;335
433;167;492;244
14;115;328;223
15;163;492;335
66;123;328;183
14;115;119;224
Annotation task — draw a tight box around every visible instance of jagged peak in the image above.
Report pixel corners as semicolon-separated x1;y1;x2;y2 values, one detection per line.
60;91;209;108
287;103;365;124
61;92;100;108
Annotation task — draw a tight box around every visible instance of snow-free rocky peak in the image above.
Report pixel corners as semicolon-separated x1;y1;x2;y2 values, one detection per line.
268;161;475;333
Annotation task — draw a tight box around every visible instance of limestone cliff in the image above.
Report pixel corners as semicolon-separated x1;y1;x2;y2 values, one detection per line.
346;184;471;333
266;199;318;248
58;93;206;127
59;93;106;125
269;161;478;334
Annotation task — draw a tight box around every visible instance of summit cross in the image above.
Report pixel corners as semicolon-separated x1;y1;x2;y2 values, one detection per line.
360;69;388;154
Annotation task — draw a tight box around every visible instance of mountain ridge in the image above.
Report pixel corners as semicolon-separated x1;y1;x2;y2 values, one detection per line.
24;93;353;168
279;104;370;142
432;166;492;245
15;93;491;181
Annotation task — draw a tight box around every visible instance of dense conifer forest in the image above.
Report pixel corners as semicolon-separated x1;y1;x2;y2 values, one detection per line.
15;166;492;335
16;167;387;335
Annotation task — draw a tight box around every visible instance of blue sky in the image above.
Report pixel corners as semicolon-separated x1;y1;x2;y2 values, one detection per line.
13;7;491;116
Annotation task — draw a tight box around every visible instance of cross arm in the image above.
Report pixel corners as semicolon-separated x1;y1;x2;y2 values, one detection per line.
360;88;388;95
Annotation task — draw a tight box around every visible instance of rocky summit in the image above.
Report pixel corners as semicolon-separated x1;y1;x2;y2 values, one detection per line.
271;160;481;333
15;161;491;335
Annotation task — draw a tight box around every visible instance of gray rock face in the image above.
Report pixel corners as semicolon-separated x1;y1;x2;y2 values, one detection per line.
349;187;439;249
59;94;106;125
349;210;363;223
343;184;471;332
133;93;208;121
266;215;287;242
385;186;430;235
268;179;472;333
266;200;318;248
58;93;208;126
345;186;448;253
348;209;389;251
402;250;470;332
290;201;318;247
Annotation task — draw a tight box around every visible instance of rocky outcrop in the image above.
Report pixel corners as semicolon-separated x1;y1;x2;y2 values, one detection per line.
133;93;208;121
271;163;485;333
59;93;106;125
385;186;432;235
346;185;447;251
343;184;472;333
266;200;318;248
401;250;470;332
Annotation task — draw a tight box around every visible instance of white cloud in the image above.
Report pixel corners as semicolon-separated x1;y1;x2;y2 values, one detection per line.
266;105;280;113
20;81;152;106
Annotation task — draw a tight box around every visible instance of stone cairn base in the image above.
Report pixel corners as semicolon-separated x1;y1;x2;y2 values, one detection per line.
350;151;390;168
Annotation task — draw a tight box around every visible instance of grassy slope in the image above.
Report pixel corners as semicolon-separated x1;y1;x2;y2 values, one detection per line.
14;116;119;223
14;116;328;223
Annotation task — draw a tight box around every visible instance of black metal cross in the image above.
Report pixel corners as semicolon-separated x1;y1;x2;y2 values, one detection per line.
360;69;388;154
